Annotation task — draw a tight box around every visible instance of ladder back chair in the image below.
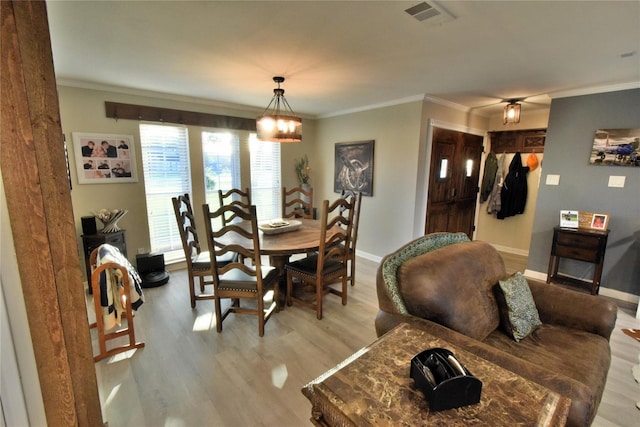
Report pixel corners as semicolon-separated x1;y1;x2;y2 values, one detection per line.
172;194;235;308
282;186;313;219
89;245;145;362
341;190;362;286
285;197;355;319
218;188;252;226
202;203;279;337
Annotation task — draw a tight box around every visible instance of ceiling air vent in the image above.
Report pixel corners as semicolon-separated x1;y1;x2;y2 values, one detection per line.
405;1;455;25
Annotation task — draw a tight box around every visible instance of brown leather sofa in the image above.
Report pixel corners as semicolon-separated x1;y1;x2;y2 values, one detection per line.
375;233;617;427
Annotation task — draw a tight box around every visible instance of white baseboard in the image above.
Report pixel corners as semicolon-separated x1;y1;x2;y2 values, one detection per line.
524;269;640;305
599;287;640;305
166;260;186;272
491;244;529;257
523;269;547;281
356;250;382;264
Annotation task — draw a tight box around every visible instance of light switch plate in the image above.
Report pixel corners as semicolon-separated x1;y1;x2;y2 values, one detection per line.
608;176;625;188
546;174;560;186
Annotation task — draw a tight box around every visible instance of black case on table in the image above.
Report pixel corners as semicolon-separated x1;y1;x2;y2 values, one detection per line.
410;347;482;411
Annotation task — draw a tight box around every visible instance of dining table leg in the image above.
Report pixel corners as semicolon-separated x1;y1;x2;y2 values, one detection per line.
269;254;291;309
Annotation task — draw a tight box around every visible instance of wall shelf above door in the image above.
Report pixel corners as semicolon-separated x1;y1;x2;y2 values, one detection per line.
489;129;546;153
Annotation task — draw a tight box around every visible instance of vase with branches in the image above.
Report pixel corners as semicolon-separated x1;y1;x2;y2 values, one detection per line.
295;154;311;185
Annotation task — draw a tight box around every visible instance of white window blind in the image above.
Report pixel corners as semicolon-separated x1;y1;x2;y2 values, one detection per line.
139;123;191;254
202;131;241;228
250;134;281;221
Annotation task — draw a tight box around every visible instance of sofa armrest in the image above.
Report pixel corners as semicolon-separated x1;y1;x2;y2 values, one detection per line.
528;280;617;341
375;310;410;337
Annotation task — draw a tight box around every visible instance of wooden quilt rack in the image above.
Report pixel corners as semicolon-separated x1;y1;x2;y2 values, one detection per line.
89;248;144;362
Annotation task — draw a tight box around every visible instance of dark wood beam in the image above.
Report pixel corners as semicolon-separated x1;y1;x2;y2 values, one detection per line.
105;101;258;131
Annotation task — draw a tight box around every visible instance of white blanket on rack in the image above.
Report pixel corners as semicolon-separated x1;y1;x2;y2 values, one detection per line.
94;244;144;330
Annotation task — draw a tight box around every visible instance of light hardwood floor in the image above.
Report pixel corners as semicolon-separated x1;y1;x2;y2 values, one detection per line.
90;254;639;426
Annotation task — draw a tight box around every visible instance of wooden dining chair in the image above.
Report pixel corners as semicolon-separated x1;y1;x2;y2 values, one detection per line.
202;203;279;337
341;190;362;286
218;188;251;226
282;186;313;219
89;245;145;362
172;194;235;308
285;197;355;319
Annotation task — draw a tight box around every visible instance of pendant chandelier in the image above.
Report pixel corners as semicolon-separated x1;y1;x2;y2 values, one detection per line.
256;76;302;143
503;99;521;125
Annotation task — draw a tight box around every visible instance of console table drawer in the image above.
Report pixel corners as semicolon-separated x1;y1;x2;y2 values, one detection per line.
554;245;599;262
555;233;600;249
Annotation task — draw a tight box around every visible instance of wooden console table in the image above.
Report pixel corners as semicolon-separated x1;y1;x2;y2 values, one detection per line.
302;323;570;426
546;226;609;295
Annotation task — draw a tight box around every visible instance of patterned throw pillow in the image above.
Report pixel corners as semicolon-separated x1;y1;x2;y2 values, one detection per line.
498;272;541;342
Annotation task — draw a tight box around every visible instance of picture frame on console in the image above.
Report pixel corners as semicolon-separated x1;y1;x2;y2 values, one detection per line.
590;214;608;230
576;211;610;231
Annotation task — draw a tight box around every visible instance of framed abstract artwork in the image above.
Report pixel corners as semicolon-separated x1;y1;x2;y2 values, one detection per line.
72;132;138;184
334;140;374;196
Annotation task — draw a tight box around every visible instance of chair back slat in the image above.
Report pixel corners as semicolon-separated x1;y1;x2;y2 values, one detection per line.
218;188;252;225
282;186;313;219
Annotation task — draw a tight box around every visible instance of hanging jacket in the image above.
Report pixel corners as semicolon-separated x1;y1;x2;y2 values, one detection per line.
487;153;506;214
480;152;498;202
497;152;529;219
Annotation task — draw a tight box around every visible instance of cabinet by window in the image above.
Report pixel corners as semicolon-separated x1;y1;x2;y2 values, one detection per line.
82;230;127;293
546;227;609;295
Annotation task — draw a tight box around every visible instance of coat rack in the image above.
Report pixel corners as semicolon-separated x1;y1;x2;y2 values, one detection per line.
489;129;546;153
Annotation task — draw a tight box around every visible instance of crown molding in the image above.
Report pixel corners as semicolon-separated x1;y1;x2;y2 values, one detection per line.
318;94;426;119
550;81;640;99
424;95;471;113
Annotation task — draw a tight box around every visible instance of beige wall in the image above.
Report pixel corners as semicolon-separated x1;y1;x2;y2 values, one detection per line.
58;85;316;279
315;101;424;258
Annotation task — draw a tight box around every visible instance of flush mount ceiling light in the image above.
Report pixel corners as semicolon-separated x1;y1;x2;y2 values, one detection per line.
503;100;521;125
256;76;302;143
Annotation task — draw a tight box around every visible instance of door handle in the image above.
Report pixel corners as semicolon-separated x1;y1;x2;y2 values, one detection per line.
448;188;457;203
447;188;456;204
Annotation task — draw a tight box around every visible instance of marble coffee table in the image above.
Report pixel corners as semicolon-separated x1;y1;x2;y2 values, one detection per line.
302;322;570;426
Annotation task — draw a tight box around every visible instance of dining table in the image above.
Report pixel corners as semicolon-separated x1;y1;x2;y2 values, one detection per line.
218;218;342;303
221;218;338;269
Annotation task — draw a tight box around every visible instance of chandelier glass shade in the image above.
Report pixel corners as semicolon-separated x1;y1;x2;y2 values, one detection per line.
256;76;302;143
503;100;521;125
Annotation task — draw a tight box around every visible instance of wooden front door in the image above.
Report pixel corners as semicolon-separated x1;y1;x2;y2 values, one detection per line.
425;127;484;238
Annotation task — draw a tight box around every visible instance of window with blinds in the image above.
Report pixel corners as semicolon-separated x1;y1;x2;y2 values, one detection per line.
202;131;241;229
139;123;191;255
250;134;281;221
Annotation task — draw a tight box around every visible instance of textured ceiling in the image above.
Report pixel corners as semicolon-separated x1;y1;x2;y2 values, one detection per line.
46;1;640;118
